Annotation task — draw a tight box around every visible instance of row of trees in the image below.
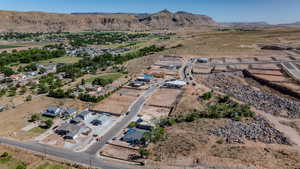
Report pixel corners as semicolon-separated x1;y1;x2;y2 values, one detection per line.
0;48;65;65
67;32;149;47
0;32;70;41
57;45;164;78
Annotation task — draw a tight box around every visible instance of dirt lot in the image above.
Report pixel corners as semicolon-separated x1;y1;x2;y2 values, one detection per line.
147;88;182;108
100;144;140;161
139;105;170;122
93;88;144;115
0;96;86;140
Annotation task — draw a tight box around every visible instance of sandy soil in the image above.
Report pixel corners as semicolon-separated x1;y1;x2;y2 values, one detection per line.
147;88;182;108
93;88;144;115
139;105;170;122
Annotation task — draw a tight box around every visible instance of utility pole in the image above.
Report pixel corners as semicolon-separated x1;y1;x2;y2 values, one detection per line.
43;146;47;160
89;155;92;169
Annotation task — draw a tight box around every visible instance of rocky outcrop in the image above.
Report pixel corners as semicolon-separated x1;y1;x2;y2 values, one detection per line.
138;10;216;29
0;10;217;32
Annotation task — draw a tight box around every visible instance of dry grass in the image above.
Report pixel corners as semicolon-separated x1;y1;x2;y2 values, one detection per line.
147;88;182;108
93;88;144;115
0;96;86;140
164;28;300;58
0;144;77;169
148;118;300;169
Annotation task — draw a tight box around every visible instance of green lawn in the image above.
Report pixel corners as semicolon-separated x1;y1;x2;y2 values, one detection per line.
28;127;47;134
35;162;72;169
37;56;81;65
0;45;22;49
86;73;124;83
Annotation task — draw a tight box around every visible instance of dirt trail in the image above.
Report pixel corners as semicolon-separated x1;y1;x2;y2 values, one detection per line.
255;110;300;146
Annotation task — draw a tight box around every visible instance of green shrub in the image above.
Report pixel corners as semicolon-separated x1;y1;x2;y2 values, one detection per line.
15;162;27;169
202;91;213;100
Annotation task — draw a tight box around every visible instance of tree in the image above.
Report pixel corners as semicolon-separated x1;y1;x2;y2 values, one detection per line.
19;86;27;95
81;78;86;85
144;127;165;143
48;88;66;98
138;148;150;158
25;95;32;101
30;114;40;122
0;66;15;76
37;83;49;94
39;67;47;74
128;121;137;128
92;77;113;86
15;162;27;169
202;91;213;100
43;119;53;129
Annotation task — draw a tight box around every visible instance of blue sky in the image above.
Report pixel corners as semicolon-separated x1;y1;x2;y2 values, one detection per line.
0;0;299;24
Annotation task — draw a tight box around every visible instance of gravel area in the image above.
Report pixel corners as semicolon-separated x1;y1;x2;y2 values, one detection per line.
209;116;291;145
202;72;300;118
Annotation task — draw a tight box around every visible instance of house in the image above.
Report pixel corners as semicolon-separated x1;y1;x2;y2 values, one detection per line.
164;80;186;89
137;74;154;82
38;65;57;73
55;123;82;139
161;64;181;70
26;71;39;76
9;74;26;81
63;108;77;117
70;117;82;124
77;110;91;120
129;80;145;88
42;106;61;117
121;128;148;145
197;58;209;63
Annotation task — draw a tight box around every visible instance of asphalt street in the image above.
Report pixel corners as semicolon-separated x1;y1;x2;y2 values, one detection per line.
0;138;138;169
84;84;160;155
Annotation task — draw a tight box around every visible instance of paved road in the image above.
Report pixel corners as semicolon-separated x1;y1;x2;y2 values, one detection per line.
208;59;300;67
181;59;195;82
0;83;162;169
281;62;300;82
84;84;161;155
0;138;138;169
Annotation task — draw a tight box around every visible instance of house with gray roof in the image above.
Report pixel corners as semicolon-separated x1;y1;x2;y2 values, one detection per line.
77;110;92;120
42;106;61;117
63;108;77;117
121;128;148;145
55;123;82;140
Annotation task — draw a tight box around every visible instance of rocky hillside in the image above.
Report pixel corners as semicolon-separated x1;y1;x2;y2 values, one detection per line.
0;10;217;32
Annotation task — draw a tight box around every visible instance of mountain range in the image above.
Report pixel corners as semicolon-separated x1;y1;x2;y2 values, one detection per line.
0;9;217;32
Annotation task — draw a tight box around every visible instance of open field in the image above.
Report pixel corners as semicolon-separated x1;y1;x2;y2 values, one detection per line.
37;56;81;65
93;88;144;115
165;28;300;57
86;73;124;83
0;45;22;49
139;105;170;122
147;88;182;108
0;144;77;169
